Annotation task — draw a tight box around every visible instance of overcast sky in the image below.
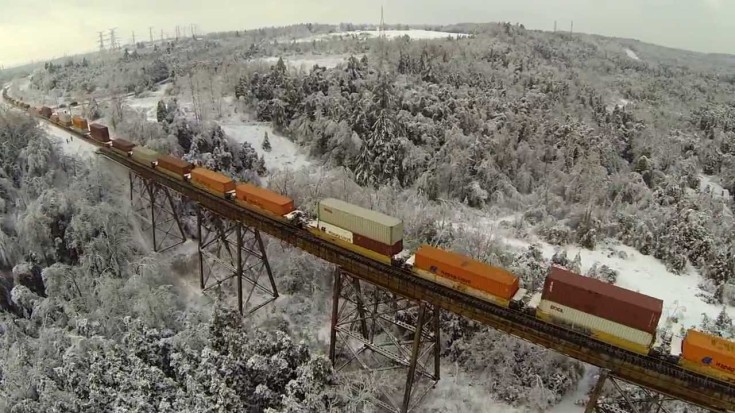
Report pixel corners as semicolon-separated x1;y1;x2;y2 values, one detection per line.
1;0;733;68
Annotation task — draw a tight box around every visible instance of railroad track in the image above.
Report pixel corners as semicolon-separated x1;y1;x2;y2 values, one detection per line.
6;88;735;412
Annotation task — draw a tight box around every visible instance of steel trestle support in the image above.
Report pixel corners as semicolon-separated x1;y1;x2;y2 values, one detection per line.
329;268;440;413
130;171;186;252
196;207;278;316
585;369;679;413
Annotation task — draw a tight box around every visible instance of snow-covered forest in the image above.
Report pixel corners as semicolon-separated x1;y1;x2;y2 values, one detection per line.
3;21;735;412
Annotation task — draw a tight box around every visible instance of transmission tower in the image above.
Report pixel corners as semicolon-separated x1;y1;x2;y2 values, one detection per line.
131;31;136;46
149;26;154;43
98;31;105;51
109;28;118;50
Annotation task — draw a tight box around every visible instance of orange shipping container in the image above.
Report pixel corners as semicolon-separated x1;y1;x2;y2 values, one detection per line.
414;245;519;300
682;329;735;376
190;168;235;194
235;183;295;216
72;116;88;130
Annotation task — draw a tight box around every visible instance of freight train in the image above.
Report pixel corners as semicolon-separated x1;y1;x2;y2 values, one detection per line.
4;87;735;385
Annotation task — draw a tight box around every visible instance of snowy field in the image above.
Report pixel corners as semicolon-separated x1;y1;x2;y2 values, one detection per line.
220;122;312;172
123;87;167;122
297;29;469;43
625;48;641;61
256;54;349;70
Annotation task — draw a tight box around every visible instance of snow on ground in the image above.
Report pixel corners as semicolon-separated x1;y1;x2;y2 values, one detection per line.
624;48;641;61
298;29;469;43
448;206;733;331
256;54;350;70
423;362;524;413
699;174;731;199
124;87;167;122
41;123;97;159
220;121;312;172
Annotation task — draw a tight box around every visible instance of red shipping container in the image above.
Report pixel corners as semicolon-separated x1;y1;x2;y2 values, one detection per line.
542;266;663;334
111;138;135;152
89;123;110;142
353;233;403;256
157;155;194;176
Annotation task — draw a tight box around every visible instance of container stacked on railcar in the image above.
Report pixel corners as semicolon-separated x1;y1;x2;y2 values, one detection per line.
58;113;72;127
678;329;735;383
235;183;295;217
111;139;136;156
157;155;194;180
72;115;88;131
308;198;404;263
412;245;525;308
89;123;110;143
131;146;159;167
536;266;663;354
190;167;236;198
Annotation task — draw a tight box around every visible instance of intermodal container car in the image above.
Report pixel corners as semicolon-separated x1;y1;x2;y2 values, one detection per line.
50;114;59;123
72;116;88;130
681;329;735;381
190;168;236;195
157;155;194;179
40;106;52;118
131;146;159;166
111;139;136;156
536;299;656;352
235;183;295;216
58;113;72;127
414;245;519;301
317;198;403;247
541;266;663;334
89;123;110;142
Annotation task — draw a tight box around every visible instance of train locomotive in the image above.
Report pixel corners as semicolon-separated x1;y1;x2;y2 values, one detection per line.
4;87;735;386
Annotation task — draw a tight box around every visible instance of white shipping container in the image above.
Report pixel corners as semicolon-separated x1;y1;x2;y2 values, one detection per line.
538;299;654;348
59;113;71;122
318;198;403;245
308;220;353;244
132;147;159;166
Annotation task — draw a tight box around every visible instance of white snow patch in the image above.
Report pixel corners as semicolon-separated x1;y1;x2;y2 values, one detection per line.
256;54;350;70
618;98;630;107
422;362;523;413
699;174;730;199
298;29;469;43
41;123;97;159
220;122;312;172
124;87;167;122
501;236;732;330
624;48;641;61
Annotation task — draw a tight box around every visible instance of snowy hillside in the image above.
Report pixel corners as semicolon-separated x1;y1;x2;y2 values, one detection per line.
296;29;469;43
4;20;735;413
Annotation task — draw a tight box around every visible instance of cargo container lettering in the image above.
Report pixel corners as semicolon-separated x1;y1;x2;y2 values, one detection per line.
549;304;564;314
715;361;735;374
323;227;351;243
